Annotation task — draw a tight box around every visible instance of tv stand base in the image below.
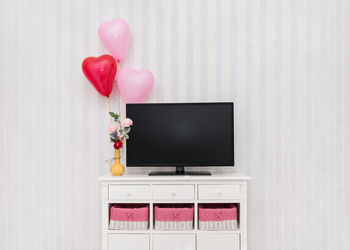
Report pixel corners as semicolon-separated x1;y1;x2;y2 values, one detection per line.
149;171;211;176
149;166;211;176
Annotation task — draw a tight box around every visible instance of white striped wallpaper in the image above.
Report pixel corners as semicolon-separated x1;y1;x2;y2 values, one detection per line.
0;0;347;250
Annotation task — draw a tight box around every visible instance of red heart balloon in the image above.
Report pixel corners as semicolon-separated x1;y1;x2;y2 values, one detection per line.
82;54;117;97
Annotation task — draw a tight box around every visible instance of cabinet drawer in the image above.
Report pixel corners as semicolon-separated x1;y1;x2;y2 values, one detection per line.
109;234;149;250
109;185;150;200
153;185;195;200
153;234;195;250
198;185;241;200
197;233;239;250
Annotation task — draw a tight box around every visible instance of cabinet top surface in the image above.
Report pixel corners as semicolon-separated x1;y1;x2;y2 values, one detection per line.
98;171;250;181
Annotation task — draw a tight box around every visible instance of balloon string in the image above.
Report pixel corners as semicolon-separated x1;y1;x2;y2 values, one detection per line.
117;61;123;116
108;98;113;124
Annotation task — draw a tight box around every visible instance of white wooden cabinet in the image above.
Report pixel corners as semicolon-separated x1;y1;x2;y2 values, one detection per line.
99;172;250;250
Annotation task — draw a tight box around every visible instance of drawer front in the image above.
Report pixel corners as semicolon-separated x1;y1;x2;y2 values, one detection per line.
153;185;195;200
109;185;150;200
109;234;149;250
153;234;195;250
197;233;240;250
198;184;241;200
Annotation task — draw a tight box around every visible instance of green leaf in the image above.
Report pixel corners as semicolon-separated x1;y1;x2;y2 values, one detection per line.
110;137;116;142
124;127;131;134
124;134;129;139
109;112;116;118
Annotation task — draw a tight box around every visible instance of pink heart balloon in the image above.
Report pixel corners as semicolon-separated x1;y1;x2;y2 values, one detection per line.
98;18;131;62
116;67;155;103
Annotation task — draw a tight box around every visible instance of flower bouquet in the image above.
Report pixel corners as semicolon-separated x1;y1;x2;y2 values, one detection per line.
108;112;133;176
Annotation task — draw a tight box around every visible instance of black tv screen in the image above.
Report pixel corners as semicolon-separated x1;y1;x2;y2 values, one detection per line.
126;102;234;167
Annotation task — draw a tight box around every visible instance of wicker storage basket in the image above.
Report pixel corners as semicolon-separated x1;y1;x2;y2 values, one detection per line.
109;204;149;230
154;204;194;230
198;204;238;231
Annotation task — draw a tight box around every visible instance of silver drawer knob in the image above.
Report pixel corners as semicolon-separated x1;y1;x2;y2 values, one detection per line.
171;190;176;196
217;190;222;196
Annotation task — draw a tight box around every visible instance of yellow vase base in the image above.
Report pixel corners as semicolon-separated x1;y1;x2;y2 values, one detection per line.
110;163;125;176
110;149;125;176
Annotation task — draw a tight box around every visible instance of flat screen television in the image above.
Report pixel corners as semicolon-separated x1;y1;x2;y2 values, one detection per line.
126;102;234;175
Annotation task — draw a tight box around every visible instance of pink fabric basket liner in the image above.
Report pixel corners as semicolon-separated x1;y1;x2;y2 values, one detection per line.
199;204;237;221
110;204;149;222
154;204;194;222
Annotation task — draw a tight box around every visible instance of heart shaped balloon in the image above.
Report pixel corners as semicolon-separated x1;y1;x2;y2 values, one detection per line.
116;67;154;103
98;18;131;62
82;54;117;97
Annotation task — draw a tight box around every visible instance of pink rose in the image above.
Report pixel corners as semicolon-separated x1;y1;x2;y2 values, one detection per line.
121;118;133;127
109;124;118;133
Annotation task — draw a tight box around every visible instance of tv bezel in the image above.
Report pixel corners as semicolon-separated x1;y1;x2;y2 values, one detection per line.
126;102;234;168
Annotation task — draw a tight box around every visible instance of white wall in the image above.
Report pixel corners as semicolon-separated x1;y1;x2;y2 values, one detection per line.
345;0;350;246
0;0;347;250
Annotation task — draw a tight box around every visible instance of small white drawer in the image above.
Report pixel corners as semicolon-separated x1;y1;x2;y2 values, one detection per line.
109;185;150;200
153;234;195;250
153;185;195;200
109;234;149;250
198;184;241;200
197;233;240;250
